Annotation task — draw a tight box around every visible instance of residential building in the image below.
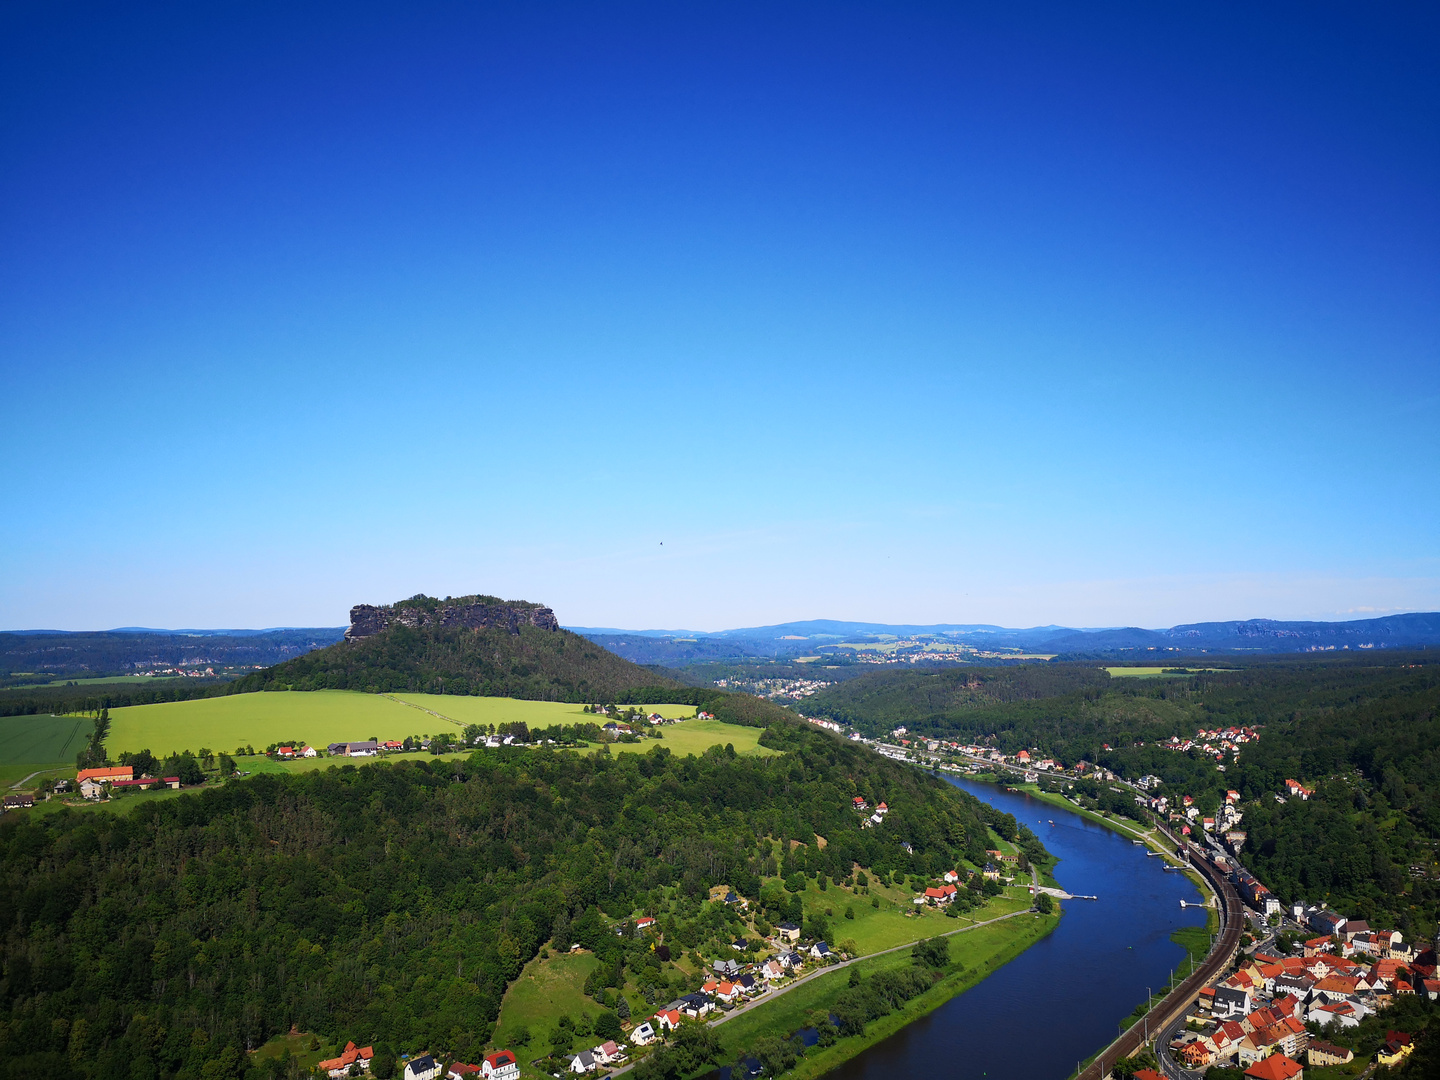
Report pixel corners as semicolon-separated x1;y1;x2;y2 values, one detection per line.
76;766;133;784
1306;1042;1352;1067
630;1022;656;1046
404;1056;441;1080
591;1041;623;1065
479;1051;518;1080
318;1043;374;1078
568;1050;596;1074
776;922;801;943
1243;1055;1303;1080
446;1063;480;1080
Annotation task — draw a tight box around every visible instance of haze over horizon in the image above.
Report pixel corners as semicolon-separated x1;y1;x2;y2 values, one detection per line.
3;2;1437;632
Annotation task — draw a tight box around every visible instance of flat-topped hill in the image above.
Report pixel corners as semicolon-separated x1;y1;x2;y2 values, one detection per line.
231;593;681;702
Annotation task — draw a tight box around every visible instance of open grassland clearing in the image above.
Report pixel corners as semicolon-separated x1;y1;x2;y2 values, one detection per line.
492;951;601;1066
606;719;778;759
779;866;1032;956
0;713;93;766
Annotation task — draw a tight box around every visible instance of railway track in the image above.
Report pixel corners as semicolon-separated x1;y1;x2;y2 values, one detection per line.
1074;844;1243;1080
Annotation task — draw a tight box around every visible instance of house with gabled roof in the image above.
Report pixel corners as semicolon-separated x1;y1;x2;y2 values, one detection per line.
319;1043;374;1078
1243;1054;1302;1080
479;1051;517;1080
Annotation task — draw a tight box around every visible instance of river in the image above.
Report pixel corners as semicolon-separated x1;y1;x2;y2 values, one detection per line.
824;777;1205;1080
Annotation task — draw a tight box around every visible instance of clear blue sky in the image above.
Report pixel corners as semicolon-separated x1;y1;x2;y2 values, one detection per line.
2;1;1437;631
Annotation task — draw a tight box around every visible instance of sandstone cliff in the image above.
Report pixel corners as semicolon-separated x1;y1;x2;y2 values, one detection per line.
345;594;560;642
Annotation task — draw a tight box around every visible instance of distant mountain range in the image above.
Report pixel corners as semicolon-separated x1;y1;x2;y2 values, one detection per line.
569;612;1440;664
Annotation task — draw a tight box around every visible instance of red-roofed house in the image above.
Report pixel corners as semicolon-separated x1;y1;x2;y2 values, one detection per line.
77;766;132;784
318;1042;374;1078
636;917;656;930
480;1051;517;1080
1244;1054;1303;1080
656;1009;682;1032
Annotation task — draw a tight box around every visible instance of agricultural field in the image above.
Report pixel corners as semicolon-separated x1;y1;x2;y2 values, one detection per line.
0;713;92;766
107;690;418;756
104;691;744;761
394;694;695;729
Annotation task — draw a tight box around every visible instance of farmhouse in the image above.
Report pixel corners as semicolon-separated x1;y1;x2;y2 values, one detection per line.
318;1043;374;1078
77;766;133;784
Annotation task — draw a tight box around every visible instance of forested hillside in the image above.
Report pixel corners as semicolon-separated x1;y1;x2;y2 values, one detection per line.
0;721;1021;1080
231;623;676;701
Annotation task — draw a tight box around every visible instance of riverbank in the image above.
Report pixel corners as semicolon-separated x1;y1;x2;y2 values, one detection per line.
990;781;1213;898
714;907;1061;1079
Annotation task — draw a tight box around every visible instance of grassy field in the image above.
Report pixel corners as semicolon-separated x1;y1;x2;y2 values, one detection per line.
492;950;601;1059
0;713;93;765
780;867;1032;955
107;690;417;755
106;691;709;758
609;720;778;759
396;695;696;727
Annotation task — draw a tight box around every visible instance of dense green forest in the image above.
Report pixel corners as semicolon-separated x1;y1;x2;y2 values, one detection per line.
812;658;1440;938
0;721;1027;1080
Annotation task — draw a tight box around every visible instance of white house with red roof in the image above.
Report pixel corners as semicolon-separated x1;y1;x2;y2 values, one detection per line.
479;1051;517;1080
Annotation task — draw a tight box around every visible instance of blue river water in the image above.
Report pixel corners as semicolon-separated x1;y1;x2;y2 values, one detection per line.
824;777;1205;1080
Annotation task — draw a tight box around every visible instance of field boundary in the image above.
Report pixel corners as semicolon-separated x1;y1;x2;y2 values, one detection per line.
385;694;464;728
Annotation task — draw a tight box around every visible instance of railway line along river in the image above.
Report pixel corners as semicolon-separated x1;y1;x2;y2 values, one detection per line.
824;777;1207;1080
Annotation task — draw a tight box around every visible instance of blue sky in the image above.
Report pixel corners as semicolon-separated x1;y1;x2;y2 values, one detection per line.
2;1;1437;631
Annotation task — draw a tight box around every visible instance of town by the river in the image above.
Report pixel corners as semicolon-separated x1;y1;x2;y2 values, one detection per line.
825;777;1207;1079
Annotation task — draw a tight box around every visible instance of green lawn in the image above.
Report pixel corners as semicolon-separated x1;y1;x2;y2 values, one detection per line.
0;713;93;766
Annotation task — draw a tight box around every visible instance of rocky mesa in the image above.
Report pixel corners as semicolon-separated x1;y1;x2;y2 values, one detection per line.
345;594;560;641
